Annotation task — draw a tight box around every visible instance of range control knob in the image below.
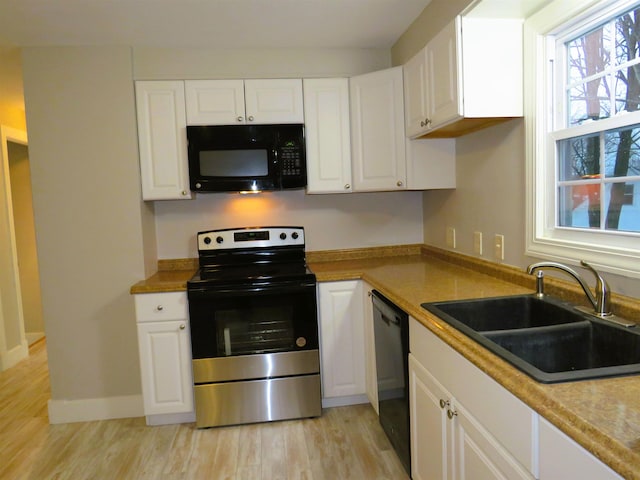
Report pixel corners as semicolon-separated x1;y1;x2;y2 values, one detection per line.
280;233;287;240
216;236;224;244
203;236;212;245
292;232;299;240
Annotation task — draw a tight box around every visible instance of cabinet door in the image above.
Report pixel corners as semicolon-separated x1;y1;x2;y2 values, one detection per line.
539;418;622;480
453;400;535;480
361;282;378;413
404;48;429;138
184;79;245;125
303;78;352;194
137;320;194;415
409;353;453;480
244;79;304;124
135;81;191;200
426;18;462;130
318;281;366;399
350;67;407;191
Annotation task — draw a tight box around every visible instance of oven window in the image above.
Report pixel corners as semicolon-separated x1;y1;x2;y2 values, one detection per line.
188;287;318;359
216;306;294;355
199;149;269;177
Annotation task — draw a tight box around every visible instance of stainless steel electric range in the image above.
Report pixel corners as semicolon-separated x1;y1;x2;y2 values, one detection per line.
187;226;321;428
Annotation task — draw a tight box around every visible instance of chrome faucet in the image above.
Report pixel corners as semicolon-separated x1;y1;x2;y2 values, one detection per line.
526;260;612;318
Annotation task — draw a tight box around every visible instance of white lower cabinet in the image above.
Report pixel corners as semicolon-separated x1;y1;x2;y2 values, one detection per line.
409;316;537;480
134;292;195;425
539;418;622;480
317;281;367;407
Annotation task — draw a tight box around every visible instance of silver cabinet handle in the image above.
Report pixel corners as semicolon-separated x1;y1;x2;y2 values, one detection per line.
397;180;403;187
248;115;254;122
179;324;186;330
237;116;244;122
439;399;448;409
447;409;458;419
344;184;351;190
181;190;188;196
156;305;163;311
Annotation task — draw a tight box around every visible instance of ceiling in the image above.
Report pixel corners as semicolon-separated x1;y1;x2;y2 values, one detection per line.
0;0;433;49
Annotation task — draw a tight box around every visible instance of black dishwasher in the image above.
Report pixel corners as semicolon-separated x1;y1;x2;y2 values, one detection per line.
371;290;411;477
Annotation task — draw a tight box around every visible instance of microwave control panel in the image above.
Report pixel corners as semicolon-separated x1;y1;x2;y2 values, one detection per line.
279;144;303;177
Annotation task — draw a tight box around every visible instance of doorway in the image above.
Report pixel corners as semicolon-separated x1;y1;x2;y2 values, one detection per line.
0;125;44;371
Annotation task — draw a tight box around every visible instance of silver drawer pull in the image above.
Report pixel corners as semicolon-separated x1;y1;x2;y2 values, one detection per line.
156;305;163;311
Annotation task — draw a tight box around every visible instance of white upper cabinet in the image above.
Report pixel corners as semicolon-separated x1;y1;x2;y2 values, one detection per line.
350;67;456;192
303;78;352;194
404;15;523;138
135;81;192;201
184;79;245;125
350;67;408;191
185;79;304;125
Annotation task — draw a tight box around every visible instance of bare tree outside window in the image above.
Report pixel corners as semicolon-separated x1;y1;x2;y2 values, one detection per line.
559;6;640;233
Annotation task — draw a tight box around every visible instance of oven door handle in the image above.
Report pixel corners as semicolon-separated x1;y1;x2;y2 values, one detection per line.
188;281;316;298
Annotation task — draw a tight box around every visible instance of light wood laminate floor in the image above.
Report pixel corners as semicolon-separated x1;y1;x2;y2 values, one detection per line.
0;340;409;479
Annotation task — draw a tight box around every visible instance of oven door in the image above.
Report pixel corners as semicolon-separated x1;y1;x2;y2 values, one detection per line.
187;280;318;361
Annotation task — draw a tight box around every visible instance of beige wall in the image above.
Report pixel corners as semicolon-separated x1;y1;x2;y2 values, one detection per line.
22;47;149;400
391;0;473;65
0;47;26;131
8;141;44;335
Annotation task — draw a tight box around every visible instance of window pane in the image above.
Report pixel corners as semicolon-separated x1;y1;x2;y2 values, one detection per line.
558;134;600;181
615;8;640;65
604;181;640;231
567;25;611;81
614;66;640;114
604;125;640;177
558;184;600;228
568;78;611;125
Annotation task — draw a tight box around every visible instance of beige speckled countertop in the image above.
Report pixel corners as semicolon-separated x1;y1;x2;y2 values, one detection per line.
130;245;640;479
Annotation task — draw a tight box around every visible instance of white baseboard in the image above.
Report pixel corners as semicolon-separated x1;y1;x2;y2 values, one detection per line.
48;394;144;424
322;394;369;409
0;340;29;371
145;411;196;426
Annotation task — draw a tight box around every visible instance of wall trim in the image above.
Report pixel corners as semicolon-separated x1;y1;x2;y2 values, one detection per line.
48;394;144;424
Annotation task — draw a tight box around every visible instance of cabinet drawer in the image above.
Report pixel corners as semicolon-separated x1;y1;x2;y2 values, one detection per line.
135;292;188;322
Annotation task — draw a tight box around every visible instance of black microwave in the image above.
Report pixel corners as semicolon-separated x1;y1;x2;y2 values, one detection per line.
186;124;306;193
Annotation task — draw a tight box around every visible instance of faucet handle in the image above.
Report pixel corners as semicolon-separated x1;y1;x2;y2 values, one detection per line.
580;261;612;316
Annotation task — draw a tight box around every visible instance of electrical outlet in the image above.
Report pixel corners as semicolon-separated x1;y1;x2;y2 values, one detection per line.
473;231;483;255
494;234;504;261
446;227;456;249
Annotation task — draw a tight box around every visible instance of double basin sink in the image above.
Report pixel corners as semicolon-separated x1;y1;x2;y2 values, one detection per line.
422;294;640;383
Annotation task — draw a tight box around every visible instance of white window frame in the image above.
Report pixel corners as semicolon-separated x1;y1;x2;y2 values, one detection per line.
525;0;640;278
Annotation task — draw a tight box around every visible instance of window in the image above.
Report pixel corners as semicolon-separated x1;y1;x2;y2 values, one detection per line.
525;0;640;277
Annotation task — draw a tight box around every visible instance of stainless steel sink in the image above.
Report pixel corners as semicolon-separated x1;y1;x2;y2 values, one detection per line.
422;294;640;383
